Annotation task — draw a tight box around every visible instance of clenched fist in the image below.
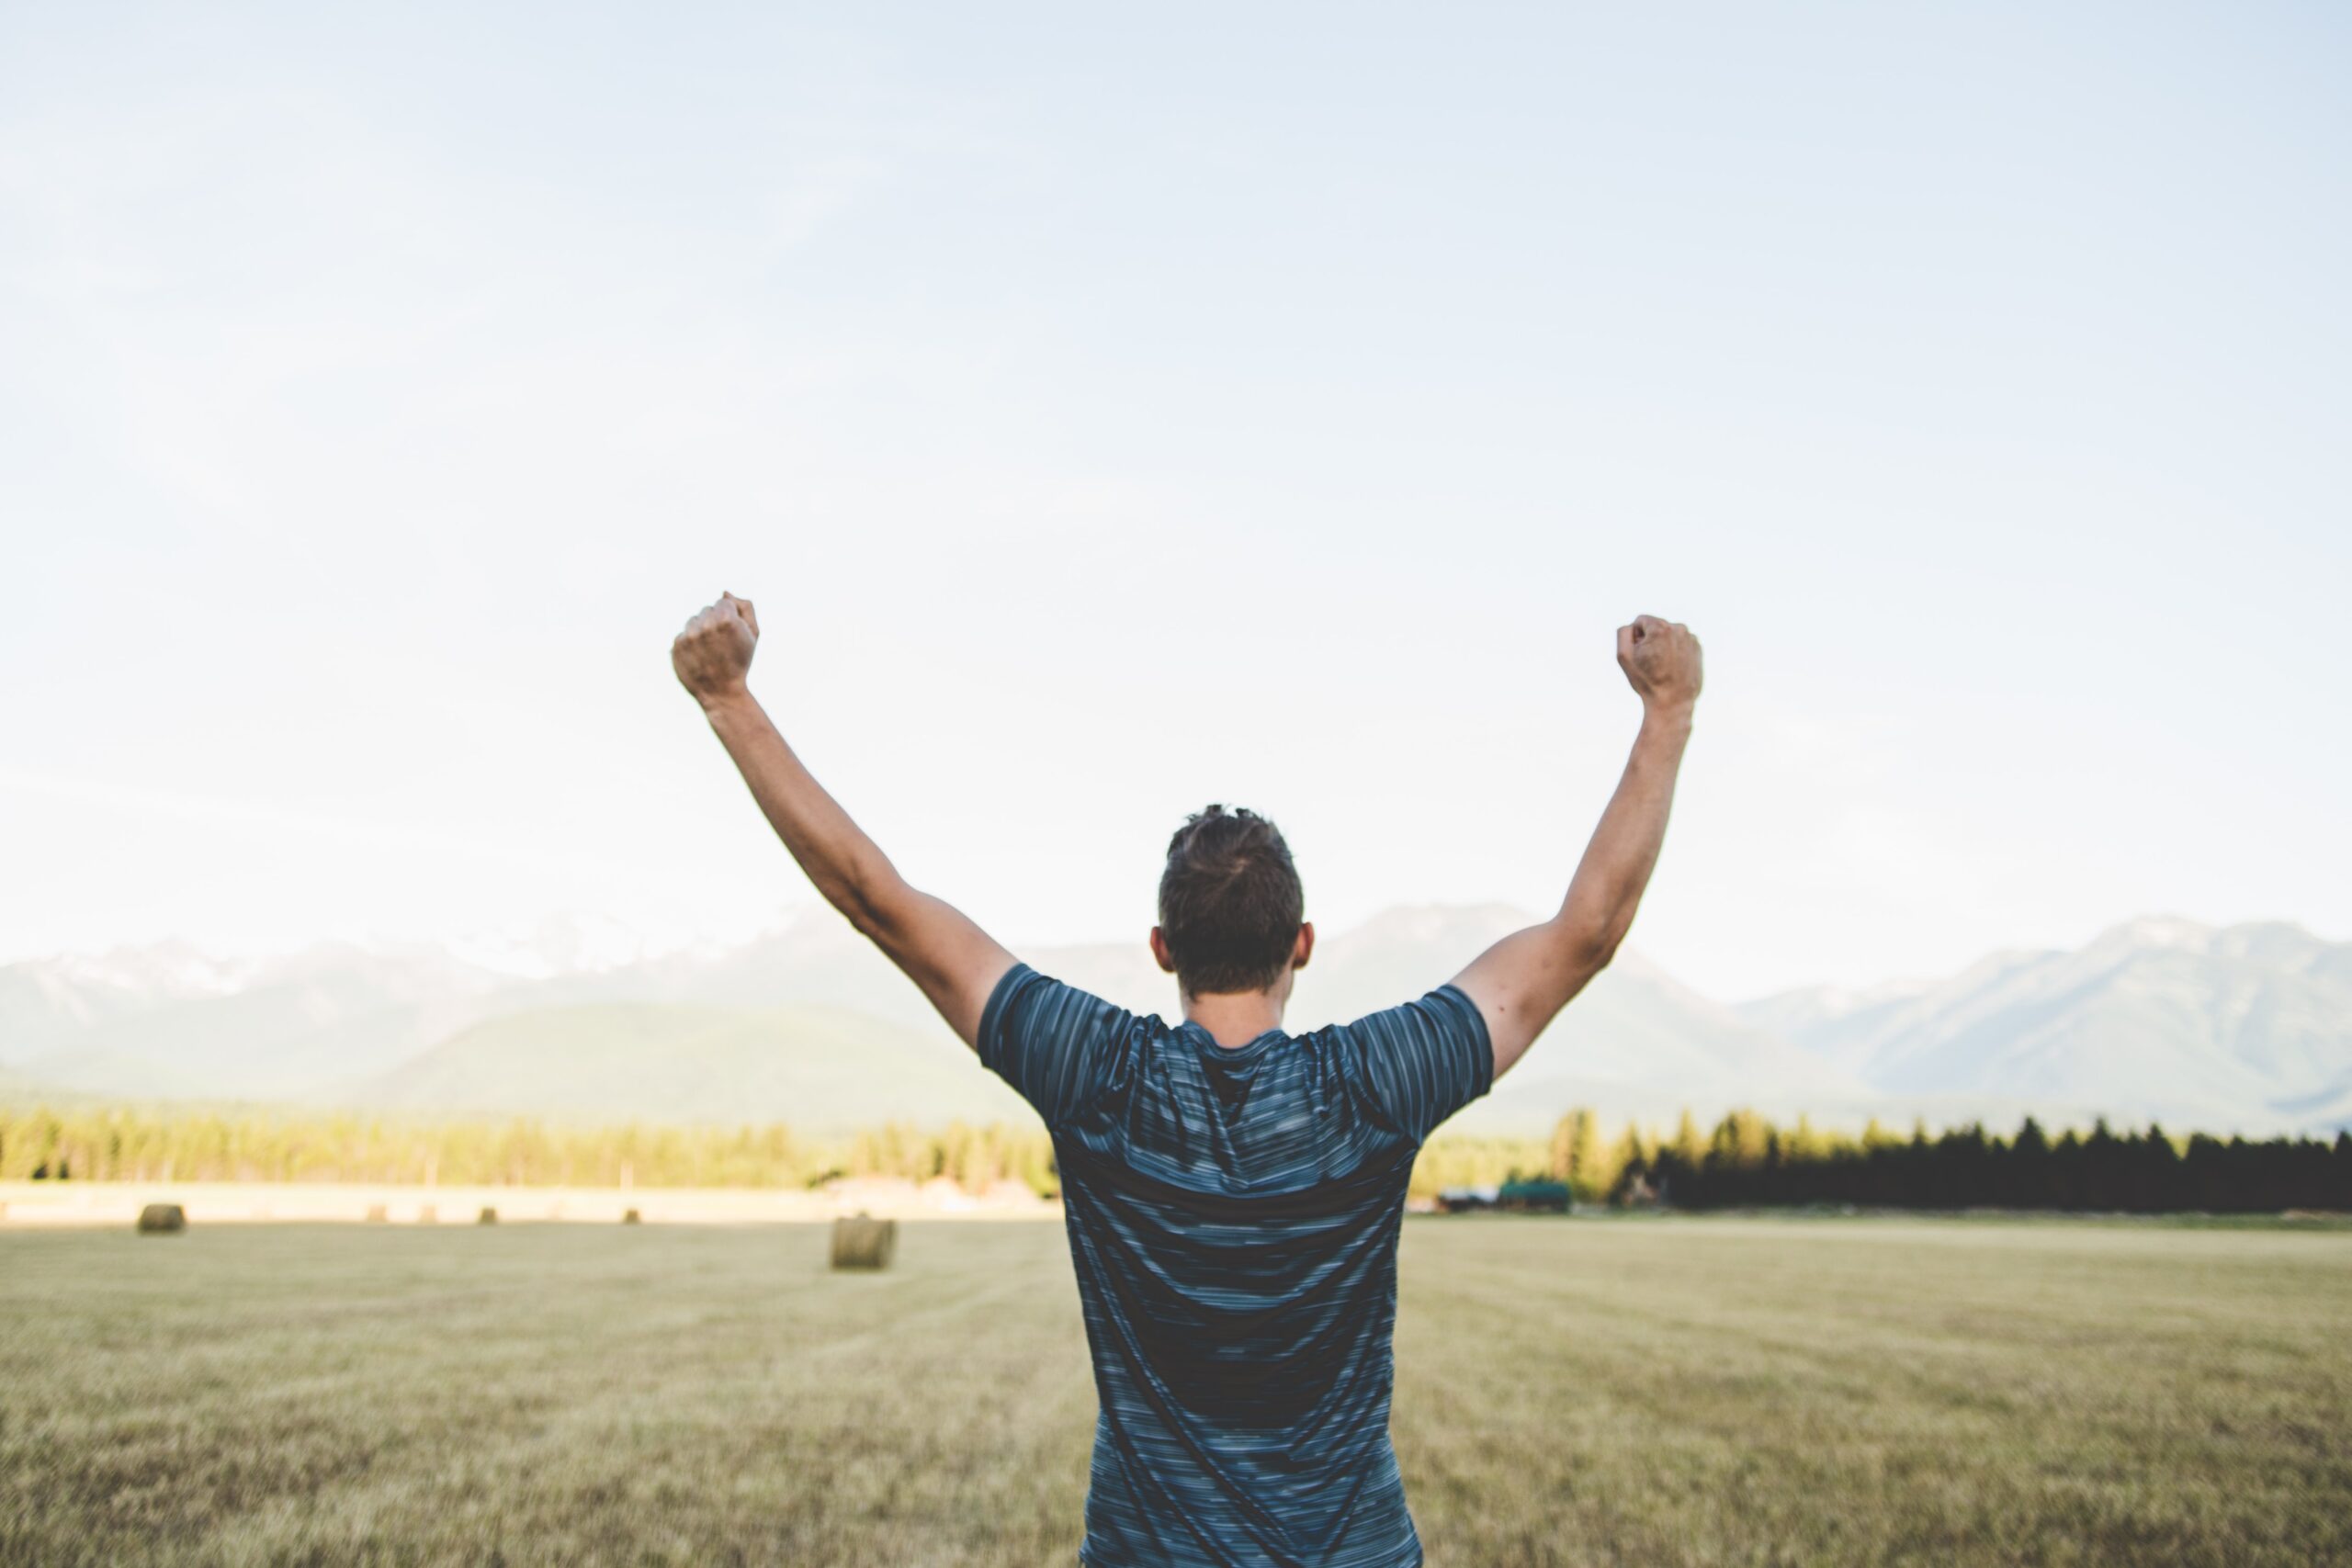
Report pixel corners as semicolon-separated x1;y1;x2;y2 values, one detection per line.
672;592;760;707
1616;615;1702;716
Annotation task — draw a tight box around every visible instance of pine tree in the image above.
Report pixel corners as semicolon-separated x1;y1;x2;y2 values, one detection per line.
1545;1113;1579;1184
1567;1112;1612;1203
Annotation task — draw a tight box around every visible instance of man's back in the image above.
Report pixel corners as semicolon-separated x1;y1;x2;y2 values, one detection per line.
982;964;1493;1568
672;592;1697;1561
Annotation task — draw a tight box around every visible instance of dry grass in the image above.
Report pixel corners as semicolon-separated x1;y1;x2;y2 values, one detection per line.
1;1215;2346;1566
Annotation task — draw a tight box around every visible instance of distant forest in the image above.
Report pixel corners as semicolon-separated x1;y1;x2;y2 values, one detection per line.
3;1103;2347;1213
0;1106;1057;1197
1420;1109;2352;1214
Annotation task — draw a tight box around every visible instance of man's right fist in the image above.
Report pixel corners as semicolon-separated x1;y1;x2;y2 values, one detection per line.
672;592;760;707
1616;615;1702;716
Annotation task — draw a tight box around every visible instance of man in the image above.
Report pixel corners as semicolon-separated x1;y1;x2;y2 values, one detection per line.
672;592;1701;1568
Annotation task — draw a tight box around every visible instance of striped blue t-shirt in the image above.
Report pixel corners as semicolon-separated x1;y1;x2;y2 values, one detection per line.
978;964;1494;1568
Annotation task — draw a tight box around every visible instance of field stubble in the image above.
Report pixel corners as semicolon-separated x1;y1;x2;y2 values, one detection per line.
1;1215;2346;1566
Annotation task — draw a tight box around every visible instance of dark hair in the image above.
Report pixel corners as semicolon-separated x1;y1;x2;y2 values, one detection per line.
1158;805;1305;995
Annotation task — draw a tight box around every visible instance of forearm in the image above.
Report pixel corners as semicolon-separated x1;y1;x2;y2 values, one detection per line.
1452;696;1695;1077
698;689;907;933
672;592;1014;1047
1550;704;1693;966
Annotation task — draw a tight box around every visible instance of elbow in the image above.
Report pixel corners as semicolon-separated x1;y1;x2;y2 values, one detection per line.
1555;915;1630;978
831;861;921;948
1553;885;1641;980
829;875;896;943
1577;932;1624;976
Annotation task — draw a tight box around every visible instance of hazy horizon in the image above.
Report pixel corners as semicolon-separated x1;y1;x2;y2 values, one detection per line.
6;5;2347;998
5;895;2334;1012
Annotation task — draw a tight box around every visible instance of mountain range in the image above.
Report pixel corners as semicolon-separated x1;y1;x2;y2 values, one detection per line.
1738;917;2352;1139
3;908;2346;1137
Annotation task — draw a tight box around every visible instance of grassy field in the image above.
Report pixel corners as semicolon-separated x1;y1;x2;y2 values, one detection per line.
2;1216;2347;1566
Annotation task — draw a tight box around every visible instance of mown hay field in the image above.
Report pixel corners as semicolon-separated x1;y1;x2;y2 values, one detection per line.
2;1214;2346;1566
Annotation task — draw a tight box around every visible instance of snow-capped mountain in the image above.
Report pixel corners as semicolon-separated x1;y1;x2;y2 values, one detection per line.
1739;917;2352;1135
3;910;2346;1134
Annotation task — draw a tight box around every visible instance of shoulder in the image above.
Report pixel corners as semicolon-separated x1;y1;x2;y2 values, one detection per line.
1303;986;1495;1134
980;963;1178;1068
1318;985;1489;1053
982;965;1137;1034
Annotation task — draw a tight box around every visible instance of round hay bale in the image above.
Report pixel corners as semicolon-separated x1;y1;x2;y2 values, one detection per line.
137;1203;187;1235
477;1205;499;1225
417;1204;437;1224
621;1208;641;1224
365;1204;390;1223
831;1213;896;1270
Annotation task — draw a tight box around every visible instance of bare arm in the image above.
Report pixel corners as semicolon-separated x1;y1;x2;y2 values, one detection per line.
1450;615;1702;1080
672;592;1016;1048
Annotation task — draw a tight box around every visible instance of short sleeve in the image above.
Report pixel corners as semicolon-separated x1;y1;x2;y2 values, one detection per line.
1331;984;1495;1143
978;964;1137;1131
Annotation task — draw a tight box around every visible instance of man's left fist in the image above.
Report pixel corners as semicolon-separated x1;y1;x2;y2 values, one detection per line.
672;592;759;706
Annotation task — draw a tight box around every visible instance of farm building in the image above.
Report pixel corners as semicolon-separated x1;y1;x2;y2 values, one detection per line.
1435;1181;1572;1213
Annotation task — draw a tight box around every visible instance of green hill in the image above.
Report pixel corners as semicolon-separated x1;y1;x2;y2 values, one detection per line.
355;1001;1035;1131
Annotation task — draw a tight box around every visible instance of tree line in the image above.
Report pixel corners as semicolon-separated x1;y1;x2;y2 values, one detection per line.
5;1102;2347;1213
0;1106;1057;1196
1410;1109;2352;1213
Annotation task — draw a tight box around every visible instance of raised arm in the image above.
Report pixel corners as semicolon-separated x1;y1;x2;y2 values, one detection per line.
671;592;1016;1048
1450;615;1702;1080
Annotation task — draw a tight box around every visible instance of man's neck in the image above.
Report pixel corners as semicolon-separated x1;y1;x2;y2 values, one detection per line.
1181;987;1289;1050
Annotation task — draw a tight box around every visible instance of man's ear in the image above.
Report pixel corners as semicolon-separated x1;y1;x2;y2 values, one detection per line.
1292;921;1315;972
1149;926;1179;975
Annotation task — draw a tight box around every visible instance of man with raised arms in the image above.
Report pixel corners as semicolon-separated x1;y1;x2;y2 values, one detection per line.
672;592;1702;1567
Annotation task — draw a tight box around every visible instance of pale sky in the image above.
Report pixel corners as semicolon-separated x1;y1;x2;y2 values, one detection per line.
4;3;2347;1000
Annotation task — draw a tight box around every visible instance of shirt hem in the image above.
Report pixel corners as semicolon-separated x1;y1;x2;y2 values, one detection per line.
1431;980;1497;1103
975;961;1035;1078
1079;1542;1423;1568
